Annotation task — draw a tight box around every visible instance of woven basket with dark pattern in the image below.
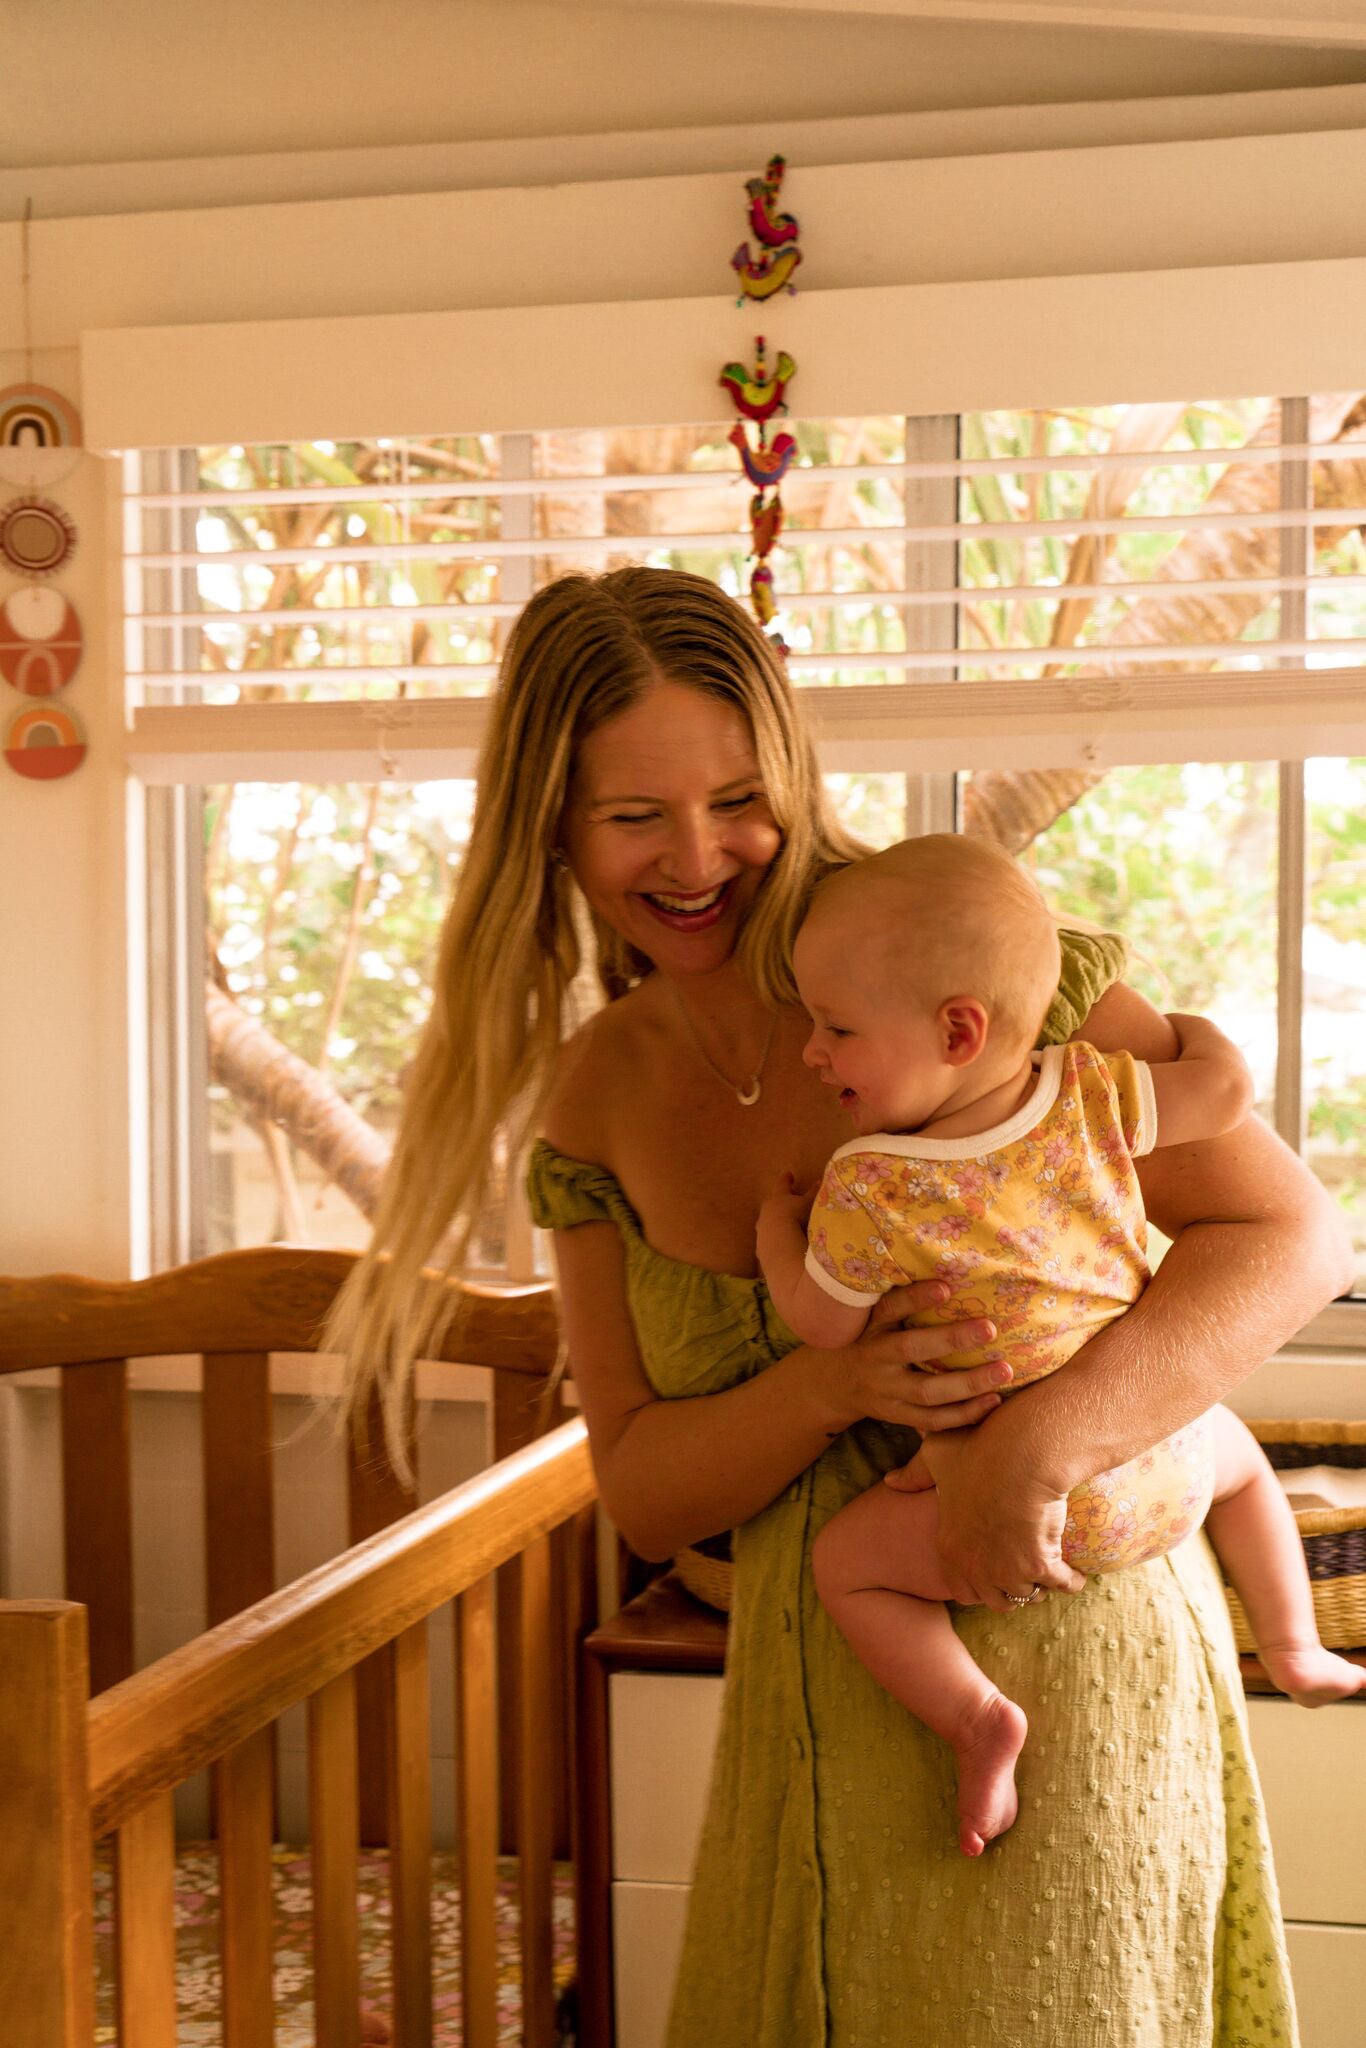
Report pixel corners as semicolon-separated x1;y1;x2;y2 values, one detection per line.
1224;1418;1366;1652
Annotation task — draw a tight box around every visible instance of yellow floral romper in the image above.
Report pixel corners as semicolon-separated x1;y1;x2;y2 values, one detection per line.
805;1041;1215;1572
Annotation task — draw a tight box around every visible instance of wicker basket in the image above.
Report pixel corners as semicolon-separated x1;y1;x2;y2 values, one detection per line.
1224;1418;1366;1655
674;1534;734;1613
677;1419;1366;1651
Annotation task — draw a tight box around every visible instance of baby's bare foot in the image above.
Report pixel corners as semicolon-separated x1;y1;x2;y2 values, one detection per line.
360;2009;391;2045
952;1692;1028;1857
1258;1642;1366;1706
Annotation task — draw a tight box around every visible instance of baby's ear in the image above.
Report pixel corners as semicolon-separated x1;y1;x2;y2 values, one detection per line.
939;996;989;1065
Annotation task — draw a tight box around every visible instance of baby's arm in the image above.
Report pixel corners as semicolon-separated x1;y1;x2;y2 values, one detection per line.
1148;1013;1256;1148
757;1175;873;1349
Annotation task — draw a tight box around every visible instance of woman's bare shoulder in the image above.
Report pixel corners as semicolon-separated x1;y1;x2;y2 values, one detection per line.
540;992;650;1162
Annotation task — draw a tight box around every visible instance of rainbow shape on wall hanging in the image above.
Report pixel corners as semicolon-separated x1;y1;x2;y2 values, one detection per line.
0;587;83;695
4;699;87;780
0;383;83;487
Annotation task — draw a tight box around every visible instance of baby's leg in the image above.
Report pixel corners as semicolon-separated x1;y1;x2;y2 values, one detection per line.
1205;1406;1366;1705
812;1483;1028;1855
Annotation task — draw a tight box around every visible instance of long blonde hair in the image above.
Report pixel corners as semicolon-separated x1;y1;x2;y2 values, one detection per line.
326;566;861;1465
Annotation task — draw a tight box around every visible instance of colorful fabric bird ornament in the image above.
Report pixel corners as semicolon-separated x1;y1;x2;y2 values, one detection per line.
718;340;797;422
728;422;798;488
731;242;802;305
750;562;777;626
746;155;800;248
749;491;784;561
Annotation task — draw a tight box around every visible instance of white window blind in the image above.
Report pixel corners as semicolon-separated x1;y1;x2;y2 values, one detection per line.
123;404;1366;784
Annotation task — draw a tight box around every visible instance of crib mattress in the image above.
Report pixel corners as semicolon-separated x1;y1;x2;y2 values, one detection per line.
92;1843;575;2045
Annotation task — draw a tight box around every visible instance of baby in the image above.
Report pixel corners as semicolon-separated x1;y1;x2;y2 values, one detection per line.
757;833;1364;1858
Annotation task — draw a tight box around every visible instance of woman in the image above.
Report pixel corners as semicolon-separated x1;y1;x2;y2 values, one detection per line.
332;567;1349;2045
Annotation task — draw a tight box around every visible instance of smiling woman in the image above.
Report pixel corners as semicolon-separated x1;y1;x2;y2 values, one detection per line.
562;681;781;972
319;560;1348;2048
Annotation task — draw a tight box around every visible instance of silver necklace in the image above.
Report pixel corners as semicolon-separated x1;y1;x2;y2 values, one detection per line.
669;988;778;1107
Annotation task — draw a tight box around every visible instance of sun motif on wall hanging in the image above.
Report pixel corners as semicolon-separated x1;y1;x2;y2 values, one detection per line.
0;494;78;578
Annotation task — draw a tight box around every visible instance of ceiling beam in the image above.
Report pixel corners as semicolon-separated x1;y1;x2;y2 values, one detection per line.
630;1;1366;54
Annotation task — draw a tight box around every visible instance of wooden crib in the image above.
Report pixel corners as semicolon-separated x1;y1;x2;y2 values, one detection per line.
0;1248;599;2048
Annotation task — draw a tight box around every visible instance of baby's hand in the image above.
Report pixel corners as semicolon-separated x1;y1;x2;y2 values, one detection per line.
760;1170;815;1233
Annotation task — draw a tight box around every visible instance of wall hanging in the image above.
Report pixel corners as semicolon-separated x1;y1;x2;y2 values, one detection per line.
3;699;87;780
0;382;84;488
0;495;78;577
0;585;83;694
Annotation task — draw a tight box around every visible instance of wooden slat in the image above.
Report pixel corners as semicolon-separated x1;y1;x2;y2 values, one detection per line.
518;1532;557;2048
0;1248;557;1376
574;1636;614;2048
564;1504;603;2047
114;1793;178;2048
202;1353;275;1625
455;1576;499;2048
564;1502;599;1845
87;1421;594;1838
307;1671;361;2048
0;1603;95;2048
386;1623;433;2048
348;1391;417;1846
216;1727;276;2048
493;1370;564;1855
60;1361;134;1693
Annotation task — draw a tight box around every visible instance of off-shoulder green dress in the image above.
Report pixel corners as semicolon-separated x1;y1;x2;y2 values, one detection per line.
529;934;1297;2048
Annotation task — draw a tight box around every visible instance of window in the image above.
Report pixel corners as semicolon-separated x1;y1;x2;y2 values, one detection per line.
123;400;1366;1329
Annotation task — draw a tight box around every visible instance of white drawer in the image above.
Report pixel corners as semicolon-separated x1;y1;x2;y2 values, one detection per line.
612;1880;692;2048
1247;1699;1366;1925
1284;1922;1366;2048
609;1672;724;1884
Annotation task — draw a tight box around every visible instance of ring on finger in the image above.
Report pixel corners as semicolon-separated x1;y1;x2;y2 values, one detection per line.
1004;1585;1044;1607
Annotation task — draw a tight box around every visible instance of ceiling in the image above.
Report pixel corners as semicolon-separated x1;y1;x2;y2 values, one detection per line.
642;0;1366;48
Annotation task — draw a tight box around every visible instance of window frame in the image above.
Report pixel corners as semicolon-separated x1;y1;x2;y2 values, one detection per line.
123;414;1366;1351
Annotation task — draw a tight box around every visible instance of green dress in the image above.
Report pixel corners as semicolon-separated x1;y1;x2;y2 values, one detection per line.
528;934;1297;2048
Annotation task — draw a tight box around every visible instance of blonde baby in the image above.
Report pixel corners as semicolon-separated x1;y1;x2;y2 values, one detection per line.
757;834;1365;1857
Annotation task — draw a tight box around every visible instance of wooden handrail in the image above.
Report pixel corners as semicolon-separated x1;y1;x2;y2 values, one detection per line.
0;1246;558;1376
86;1419;594;1837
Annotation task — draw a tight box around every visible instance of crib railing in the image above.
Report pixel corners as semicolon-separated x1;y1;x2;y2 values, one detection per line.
0;1248;575;1850
2;1418;598;2048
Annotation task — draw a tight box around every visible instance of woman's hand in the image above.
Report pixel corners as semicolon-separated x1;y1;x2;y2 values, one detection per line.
907;1425;1086;1611
805;1279;1014;1435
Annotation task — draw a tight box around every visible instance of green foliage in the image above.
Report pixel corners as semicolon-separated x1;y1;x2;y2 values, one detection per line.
208;779;472;1128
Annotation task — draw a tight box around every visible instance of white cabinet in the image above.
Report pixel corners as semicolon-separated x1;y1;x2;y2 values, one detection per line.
1246;1697;1366;2046
607;1672;1366;2048
609;1672;724;2048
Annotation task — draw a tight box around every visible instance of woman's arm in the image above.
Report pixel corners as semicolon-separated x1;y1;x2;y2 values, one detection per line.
553;1218;1010;1560
918;981;1354;1608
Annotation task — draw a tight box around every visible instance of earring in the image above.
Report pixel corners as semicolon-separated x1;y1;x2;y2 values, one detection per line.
549;847;569;869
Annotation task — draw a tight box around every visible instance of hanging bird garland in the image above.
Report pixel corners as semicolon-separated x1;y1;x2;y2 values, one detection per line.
719;336;795;640
719;155;803;652
731;154;803;306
